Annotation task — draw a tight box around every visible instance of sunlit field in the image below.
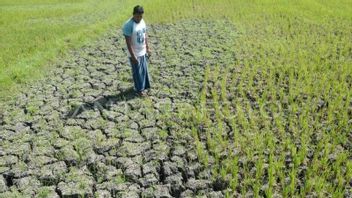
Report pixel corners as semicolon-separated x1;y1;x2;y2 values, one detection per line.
0;0;351;197
160;1;352;196
0;0;140;99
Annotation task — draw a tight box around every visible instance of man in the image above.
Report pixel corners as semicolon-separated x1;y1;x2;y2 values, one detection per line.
122;5;151;97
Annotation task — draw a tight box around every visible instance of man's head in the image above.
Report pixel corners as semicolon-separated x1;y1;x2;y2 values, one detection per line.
132;5;144;23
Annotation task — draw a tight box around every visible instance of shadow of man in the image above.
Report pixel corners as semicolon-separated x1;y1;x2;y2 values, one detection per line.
65;87;138;119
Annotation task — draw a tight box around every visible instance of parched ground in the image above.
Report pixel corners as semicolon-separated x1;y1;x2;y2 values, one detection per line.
0;20;237;197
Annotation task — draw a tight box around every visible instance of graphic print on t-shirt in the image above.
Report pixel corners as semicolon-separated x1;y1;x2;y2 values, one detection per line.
137;30;144;44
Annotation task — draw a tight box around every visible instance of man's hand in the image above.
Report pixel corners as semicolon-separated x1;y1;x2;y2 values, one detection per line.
131;56;138;65
146;33;151;58
146;49;152;64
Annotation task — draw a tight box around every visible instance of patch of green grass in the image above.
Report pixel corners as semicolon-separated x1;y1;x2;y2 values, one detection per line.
0;190;23;198
158;129;168;140
36;187;51;198
114;174;126;185
0;0;144;101
73;137;92;164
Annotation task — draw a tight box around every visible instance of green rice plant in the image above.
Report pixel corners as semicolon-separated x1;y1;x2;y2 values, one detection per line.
301;171;313;197
229;156;239;191
254;153;264;197
37;187;52;198
220;65;229;103
93;130;107;148
289;166;297;196
73;137;91;164
314;176;326;197
276;153;289;197
206;129;215;157
114;174;126;185
266;153;275;197
230;116;240;149
236;103;249;132
158;129;168;140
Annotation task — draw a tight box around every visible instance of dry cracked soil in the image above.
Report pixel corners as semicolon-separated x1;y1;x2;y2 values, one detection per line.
0;20;237;197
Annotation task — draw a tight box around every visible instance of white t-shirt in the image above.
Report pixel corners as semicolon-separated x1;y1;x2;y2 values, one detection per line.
122;18;147;57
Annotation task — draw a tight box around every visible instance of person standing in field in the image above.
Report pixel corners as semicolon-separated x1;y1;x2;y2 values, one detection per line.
122;5;151;97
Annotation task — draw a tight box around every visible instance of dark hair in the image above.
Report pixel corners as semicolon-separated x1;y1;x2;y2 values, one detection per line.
133;5;144;15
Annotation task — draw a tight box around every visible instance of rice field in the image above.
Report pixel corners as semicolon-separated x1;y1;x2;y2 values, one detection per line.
0;0;351;197
169;1;352;196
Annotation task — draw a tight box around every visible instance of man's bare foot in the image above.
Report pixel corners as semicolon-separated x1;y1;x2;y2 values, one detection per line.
138;91;147;97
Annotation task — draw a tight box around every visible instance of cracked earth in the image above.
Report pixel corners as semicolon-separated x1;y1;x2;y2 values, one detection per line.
0;20;237;197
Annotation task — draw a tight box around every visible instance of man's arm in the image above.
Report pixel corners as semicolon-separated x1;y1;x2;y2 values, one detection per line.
145;33;151;56
125;36;138;65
